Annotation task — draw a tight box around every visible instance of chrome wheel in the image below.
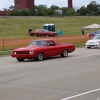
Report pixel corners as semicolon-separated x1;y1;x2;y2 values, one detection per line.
37;52;44;61
61;50;68;57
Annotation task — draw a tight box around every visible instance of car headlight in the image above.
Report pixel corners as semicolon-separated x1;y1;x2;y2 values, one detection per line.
14;52;16;54
95;41;99;43
29;51;34;54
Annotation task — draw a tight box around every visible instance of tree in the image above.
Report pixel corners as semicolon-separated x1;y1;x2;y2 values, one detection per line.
61;7;68;16
21;9;31;16
76;6;87;16
35;5;48;16
50;5;60;10
30;9;35;16
3;8;8;11
47;8;55;16
9;5;14;10
66;8;76;16
8;1;100;16
87;1;100;15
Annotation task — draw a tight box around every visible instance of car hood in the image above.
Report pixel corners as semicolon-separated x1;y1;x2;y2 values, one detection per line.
13;46;41;51
86;39;100;43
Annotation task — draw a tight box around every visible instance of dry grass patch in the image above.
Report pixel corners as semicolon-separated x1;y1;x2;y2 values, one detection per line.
0;35;89;50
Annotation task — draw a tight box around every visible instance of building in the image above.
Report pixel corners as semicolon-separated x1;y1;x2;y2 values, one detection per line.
68;0;73;9
0;10;11;16
14;0;35;10
55;10;62;14
0;0;35;16
0;0;73;16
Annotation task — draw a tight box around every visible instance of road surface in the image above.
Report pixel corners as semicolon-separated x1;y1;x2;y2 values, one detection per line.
0;48;100;100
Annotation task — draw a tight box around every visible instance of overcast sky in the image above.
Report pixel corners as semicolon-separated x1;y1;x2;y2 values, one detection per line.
0;0;100;10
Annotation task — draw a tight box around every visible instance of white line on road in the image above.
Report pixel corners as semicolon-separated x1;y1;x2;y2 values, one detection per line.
61;88;100;100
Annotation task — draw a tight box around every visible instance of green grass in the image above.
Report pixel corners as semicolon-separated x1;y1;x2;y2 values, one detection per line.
0;50;11;56
75;43;85;47
0;16;99;54
0;16;100;38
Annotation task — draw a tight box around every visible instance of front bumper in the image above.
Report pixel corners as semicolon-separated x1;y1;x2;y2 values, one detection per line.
86;43;99;48
11;54;36;59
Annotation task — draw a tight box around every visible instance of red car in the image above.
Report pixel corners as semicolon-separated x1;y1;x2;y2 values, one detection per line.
29;29;58;37
11;39;75;61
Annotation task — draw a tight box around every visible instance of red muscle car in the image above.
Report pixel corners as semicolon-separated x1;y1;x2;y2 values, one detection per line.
29;29;58;37
11;39;75;61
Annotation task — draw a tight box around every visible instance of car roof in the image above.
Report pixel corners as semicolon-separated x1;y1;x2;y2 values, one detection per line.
36;29;48;31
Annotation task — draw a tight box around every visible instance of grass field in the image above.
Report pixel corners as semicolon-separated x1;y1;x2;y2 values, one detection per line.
0;16;100;37
0;16;100;52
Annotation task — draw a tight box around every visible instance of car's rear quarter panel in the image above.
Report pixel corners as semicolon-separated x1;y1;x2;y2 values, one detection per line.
57;44;75;53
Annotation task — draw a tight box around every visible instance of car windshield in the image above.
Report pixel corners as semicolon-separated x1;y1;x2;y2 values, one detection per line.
43;29;49;32
92;34;100;40
35;29;49;32
91;30;100;35
35;29;42;32
29;40;47;46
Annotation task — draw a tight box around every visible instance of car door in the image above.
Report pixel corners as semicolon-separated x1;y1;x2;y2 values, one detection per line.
46;40;60;56
37;29;44;36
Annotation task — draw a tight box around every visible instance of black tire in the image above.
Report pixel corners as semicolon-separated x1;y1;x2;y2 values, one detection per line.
36;52;44;61
87;47;91;49
46;34;49;37
34;33;37;37
52;33;56;37
61;49;68;57
17;58;24;62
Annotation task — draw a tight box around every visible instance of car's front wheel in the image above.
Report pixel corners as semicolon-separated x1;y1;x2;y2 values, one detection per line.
36;52;44;61
34;33;37;37
16;58;24;62
46;34;49;37
52;33;56;37
87;47;91;49
61;49;68;57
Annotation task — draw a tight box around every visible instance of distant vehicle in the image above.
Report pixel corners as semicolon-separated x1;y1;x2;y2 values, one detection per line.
87;30;100;38
85;34;100;49
11;39;75;61
29;29;58;37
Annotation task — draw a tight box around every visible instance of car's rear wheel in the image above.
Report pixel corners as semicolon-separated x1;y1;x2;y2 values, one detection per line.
36;52;44;61
17;58;24;62
61;49;68;57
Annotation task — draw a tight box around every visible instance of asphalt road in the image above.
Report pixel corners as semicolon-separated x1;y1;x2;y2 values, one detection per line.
0;48;100;100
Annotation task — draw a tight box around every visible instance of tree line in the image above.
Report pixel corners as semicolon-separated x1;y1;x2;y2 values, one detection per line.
7;1;100;16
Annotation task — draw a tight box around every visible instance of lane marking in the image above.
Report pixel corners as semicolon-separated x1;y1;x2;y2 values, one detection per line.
61;88;100;100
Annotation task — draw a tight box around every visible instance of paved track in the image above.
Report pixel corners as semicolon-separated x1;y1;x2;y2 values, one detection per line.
0;48;100;100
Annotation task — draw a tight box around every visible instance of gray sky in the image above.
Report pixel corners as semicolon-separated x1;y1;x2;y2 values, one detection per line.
0;0;100;10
